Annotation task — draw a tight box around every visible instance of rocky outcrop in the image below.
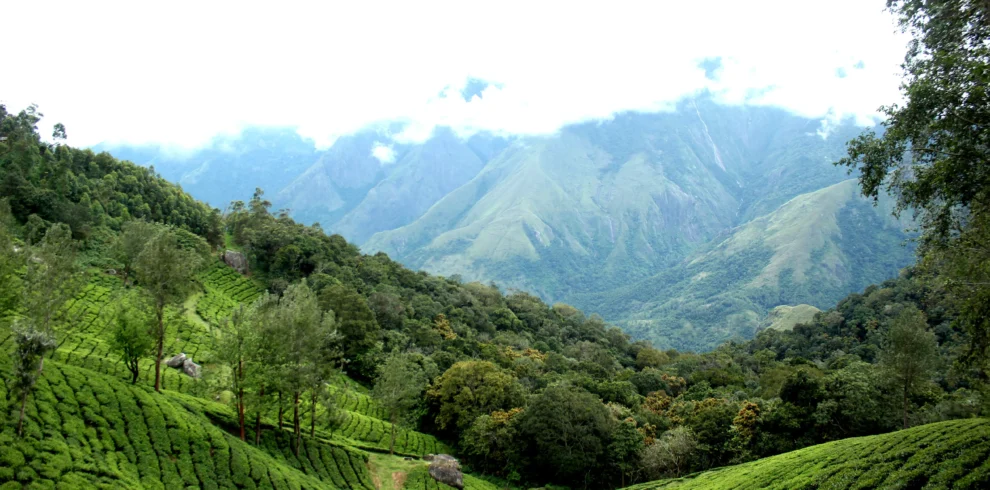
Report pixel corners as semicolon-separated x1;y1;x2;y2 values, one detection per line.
166;353;188;368
165;353;200;378
182;359;201;378
222;250;249;275
426;455;463;489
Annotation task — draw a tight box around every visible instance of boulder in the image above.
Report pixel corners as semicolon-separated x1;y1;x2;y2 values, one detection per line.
222;250;249;275
166;353;187;368
182;358;201;378
427;455;463;489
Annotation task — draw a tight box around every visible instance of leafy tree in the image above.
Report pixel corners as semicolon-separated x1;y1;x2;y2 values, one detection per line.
515;385;614;487
11;326;57;436
374;353;428;454
214;304;254;441
428;361;526;433
113;220;157;285
20;223;83;349
640;426;698;480
319;284;381;378
0;199;23;321
838;0;990;366
882;306;939;428
134;227;202;392
461;408;523;476
110;295;155;384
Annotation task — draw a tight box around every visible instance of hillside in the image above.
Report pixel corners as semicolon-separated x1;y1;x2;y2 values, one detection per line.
572;179;914;350
100;100;914;350
623;418;990;489
0;260;481;489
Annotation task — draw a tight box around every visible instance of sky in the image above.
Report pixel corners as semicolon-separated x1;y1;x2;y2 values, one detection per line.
2;0;908;149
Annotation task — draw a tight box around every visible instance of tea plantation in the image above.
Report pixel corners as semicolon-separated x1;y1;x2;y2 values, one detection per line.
623;417;990;490
0;261;488;489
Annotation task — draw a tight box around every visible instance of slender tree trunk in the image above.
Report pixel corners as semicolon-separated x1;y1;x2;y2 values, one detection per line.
237;360;245;441
390;412;397;455
310;390;317;438
238;387;246;441
294;391;301;457
255;384;265;445
903;380;910;429
17;391;29;437
131;362;139;384
278;391;284;429
154;306;164;392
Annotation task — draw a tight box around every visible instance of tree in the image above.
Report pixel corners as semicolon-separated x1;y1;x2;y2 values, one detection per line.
881;306;939;428
276;281;330;456
428;361;526;433
374;353;428;454
11;327;56;436
214;304;254;441
134;227;202;392
113;220;157;285
319;284;381;379
640;426;698;480
20;223;83;349
0;199;23;322
837;0;990;366
515;385;614;487
110;295;155;384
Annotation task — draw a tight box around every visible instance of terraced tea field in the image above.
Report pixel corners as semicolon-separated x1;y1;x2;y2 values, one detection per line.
0;261;487;489
623;417;990;490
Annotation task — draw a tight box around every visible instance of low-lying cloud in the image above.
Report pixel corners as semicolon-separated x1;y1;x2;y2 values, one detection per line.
3;0;907;149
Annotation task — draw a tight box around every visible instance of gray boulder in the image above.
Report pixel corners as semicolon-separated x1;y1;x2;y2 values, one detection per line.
427;455;463;489
166;353;187;368
182;358;201;378
222;250;249;275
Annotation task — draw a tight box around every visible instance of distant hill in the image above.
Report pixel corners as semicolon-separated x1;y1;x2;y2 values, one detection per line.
623;418;990;490
100;98;914;350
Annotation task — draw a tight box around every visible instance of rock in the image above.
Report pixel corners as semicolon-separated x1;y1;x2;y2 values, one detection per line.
427;455;463;489
166;353;187;368
222;250;249;275
182;358;201;378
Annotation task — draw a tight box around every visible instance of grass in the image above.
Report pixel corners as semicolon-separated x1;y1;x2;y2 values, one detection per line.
622;418;990;490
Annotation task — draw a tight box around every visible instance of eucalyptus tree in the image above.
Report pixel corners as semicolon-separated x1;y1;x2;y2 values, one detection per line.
133;227;202;392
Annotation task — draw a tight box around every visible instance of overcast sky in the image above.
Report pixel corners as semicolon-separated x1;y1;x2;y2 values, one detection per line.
3;0;908;149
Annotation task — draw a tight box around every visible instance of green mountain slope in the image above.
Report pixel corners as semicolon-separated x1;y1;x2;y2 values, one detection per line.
575;179;913;350
623;418;990;490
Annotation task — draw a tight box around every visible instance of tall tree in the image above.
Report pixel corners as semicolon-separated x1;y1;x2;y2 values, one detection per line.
21;223;83;350
113;220;157;285
319;284;381;378
838;0;990;367
110;294;155;384
214;304;254;441
11;327;56;436
374;353;428;455
881;306;939;428
134;227;202;392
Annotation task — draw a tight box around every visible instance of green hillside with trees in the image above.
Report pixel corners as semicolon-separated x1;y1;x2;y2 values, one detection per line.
2;0;990;488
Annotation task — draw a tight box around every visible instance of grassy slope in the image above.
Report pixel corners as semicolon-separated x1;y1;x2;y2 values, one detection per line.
763;304;821;331
623;418;990;490
0;261;491;489
575;179;914;351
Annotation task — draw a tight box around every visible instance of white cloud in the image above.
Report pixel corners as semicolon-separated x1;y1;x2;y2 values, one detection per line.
2;0;908;149
371;142;397;164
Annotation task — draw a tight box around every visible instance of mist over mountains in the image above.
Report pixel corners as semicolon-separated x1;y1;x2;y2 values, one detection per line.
101;97;913;350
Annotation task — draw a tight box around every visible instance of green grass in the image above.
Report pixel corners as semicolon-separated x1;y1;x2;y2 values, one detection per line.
623;418;990;490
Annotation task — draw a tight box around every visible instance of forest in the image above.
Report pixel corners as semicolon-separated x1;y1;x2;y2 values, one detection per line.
2;0;990;488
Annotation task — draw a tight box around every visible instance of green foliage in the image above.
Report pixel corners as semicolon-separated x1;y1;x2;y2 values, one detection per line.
624;418;990;489
374;353;429;454
882;305;939;428
428;361;525;434
109;293;155;384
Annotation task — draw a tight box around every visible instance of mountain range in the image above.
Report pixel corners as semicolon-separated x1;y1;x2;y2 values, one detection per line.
100;97;914;350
